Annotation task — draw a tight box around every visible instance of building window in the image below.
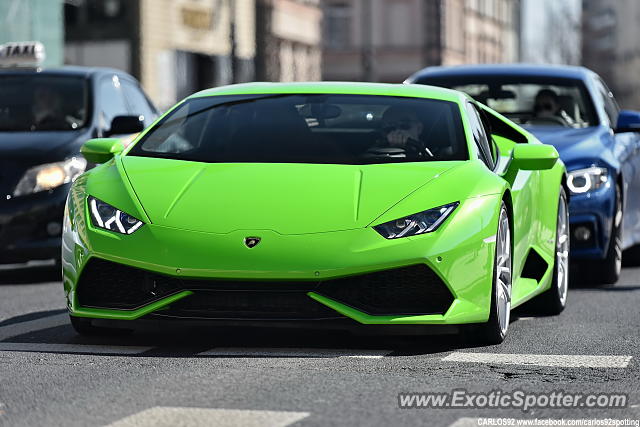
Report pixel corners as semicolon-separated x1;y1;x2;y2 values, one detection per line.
88;0;124;22
324;3;352;49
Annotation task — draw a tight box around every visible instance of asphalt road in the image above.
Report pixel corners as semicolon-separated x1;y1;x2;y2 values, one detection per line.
0;265;638;427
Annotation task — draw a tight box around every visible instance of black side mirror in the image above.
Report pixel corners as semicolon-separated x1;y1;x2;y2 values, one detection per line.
614;110;640;133
106;115;144;136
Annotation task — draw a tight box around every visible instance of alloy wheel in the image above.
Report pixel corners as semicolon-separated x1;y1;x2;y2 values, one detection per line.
613;187;623;278
556;192;569;305
495;207;512;336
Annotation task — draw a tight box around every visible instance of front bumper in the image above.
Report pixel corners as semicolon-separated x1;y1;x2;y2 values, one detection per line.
0;184;69;264
63;193;501;327
568;183;615;260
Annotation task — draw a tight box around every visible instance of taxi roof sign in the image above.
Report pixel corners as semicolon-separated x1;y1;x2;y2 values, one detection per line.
0;41;46;67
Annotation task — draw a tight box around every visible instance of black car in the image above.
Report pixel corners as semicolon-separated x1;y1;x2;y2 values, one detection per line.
0;65;158;267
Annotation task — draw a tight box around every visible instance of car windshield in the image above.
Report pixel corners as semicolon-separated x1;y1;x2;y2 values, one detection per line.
415;75;598;128
128;94;468;164
0;74;88;131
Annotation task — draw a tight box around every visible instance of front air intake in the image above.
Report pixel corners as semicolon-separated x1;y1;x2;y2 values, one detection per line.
76;258;182;309
316;264;454;315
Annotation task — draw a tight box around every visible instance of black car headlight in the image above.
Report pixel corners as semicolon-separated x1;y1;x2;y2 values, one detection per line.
567;166;608;194
13;157;87;197
88;197;144;235
373;202;458;239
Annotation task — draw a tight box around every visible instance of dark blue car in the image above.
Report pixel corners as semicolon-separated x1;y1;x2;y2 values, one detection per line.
407;64;640;284
0;65;157;268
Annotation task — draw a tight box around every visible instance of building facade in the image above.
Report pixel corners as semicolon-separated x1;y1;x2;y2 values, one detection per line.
0;0;64;67
582;0;640;109
321;0;520;83
519;0;581;65
65;0;323;110
65;0;256;110
255;0;323;81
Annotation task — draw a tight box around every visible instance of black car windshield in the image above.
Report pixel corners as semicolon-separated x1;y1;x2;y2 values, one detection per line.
0;74;88;131
128;94;468;164
415;75;598;128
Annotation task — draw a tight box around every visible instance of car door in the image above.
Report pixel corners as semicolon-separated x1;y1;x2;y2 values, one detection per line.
595;78;640;247
468;102;542;290
467;102;536;289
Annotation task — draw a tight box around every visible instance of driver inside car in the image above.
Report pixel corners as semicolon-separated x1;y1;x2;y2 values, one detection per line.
372;106;433;158
533;88;574;126
31;85;66;129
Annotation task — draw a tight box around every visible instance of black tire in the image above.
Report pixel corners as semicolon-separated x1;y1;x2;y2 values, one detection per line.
533;187;569;315
69;315;132;336
476;202;512;345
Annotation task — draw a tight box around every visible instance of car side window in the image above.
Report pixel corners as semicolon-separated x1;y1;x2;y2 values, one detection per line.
98;75;129;133
595;78;620;127
475;106;499;165
121;79;157;127
466;103;495;169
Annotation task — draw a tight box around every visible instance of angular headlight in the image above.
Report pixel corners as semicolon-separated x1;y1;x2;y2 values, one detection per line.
88;197;144;235
567;167;608;194
373;202;458;239
13;157;87;197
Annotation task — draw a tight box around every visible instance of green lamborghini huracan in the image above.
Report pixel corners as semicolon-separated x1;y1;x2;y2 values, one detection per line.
62;82;568;344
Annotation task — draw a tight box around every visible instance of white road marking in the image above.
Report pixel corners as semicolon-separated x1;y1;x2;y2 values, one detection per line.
0;313;68;341
105;407;309;427
0;342;152;355
443;352;632;368
197;347;391;358
344;354;386;359
0;259;56;270
448;418;480;427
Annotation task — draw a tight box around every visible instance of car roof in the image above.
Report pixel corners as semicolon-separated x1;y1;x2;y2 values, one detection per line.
189;81;467;104
0;65;136;80
409;63;596;81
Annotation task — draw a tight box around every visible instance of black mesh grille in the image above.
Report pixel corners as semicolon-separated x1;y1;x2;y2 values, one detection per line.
159;287;341;320
77;258;182;309
77;259;453;316
316;265;453;315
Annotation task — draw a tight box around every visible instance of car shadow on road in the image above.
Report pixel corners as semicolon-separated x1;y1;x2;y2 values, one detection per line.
569;263;640;289
569;284;640;291
0;309;498;357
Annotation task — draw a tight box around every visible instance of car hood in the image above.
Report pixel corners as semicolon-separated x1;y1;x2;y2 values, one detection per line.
0;130;85;163
121;156;461;234
523;126;606;165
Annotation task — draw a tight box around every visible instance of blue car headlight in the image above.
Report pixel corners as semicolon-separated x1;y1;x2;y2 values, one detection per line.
373;202;458;239
567;167;608;194
88;197;144;235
